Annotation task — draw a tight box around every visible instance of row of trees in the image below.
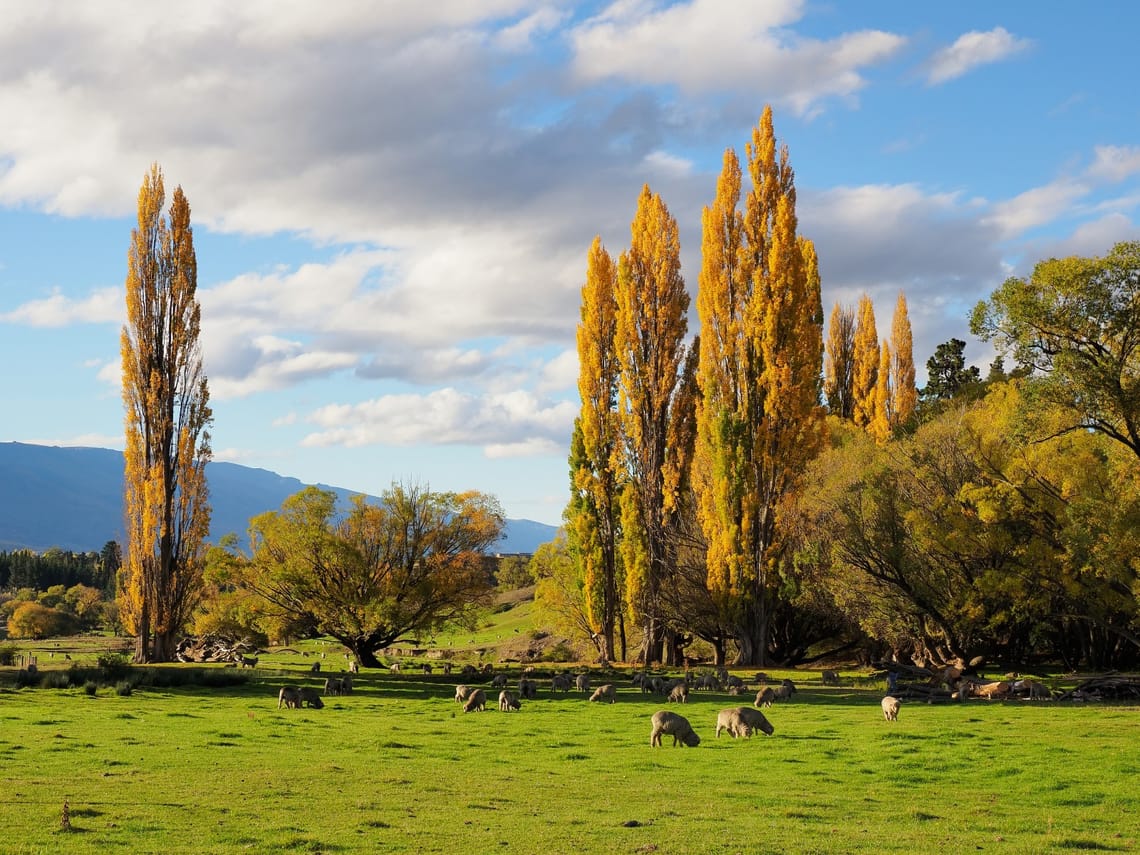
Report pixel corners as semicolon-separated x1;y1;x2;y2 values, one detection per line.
0;542;120;593
553;105;1140;668
3;583;114;639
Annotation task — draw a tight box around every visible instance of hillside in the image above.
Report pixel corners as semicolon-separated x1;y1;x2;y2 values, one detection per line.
0;442;558;555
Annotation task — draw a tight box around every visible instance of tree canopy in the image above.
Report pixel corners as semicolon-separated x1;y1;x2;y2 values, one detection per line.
231;484;504;667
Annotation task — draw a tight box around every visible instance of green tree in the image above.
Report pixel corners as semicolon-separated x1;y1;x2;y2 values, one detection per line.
971;241;1140;462
921;338;980;402
119;164;213;663
234;485;503;668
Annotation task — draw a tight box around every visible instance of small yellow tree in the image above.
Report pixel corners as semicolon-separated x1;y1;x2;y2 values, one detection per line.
870;340;893;444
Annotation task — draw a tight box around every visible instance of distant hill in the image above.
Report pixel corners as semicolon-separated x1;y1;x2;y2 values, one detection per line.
0;442;558;555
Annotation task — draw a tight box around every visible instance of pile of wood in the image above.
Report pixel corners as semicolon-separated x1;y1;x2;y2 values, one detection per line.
1055;674;1140;702
175;635;259;663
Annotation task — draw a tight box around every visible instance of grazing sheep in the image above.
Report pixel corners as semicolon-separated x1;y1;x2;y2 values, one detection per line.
278;686;303;709
821;670;840;686
389;663;401;673
348;660;359;674
724;674;745;689
491;674;509;689
631;672;648;689
323;677;343;696
441;663;453;675
310;661;321;674
460;664;478;678
421;664;433;675
716;706;774;738
754;687;775;708
781;678;797;696
695;673;719;692
590;684;616;704
298;687;324;709
881;696;900;721
464;688;487;712
551;673;572;693
771;685;793;702
649;710;701;747
498;690;521;711
668;683;689;703
455;684;474;703
340;674;353;694
240;655;259;669
975;681;1011;700
518;678;537;700
1016;679;1052;700
727;685;743;696
482;663;495;675
575;673;591;693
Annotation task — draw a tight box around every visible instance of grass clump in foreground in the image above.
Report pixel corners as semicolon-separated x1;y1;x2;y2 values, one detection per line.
0;667;1135;854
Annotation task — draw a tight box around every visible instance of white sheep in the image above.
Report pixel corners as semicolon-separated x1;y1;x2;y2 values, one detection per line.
589;684;616;703
498;690;520;711
551;674;572;693
575;673;591;693
881;696;900;721
668;683;689;703
821;669;840;686
649;710;700;747
454;684;474;703
715;706;774;738
277;686;302;709
754;687;775;708
323;677;343;696
463;688;487;712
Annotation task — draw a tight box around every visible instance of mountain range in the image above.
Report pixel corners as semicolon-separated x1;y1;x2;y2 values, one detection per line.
0;442;558;555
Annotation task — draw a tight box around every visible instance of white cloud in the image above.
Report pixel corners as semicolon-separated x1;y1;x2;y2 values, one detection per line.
570;0;905;115
927;27;1032;85
983;179;1089;238
301;387;576;453
1087;145;1140;183
0;286;122;327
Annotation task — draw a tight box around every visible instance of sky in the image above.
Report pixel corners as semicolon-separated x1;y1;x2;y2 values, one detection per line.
1;1;1138;528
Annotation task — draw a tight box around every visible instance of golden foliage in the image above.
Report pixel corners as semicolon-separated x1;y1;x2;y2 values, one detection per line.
852;294;878;428
890;292;917;426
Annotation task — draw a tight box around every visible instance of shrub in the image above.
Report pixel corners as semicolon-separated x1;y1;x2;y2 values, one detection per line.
96;653;132;680
14;668;41;688
42;671;73;690
0;644;19;666
542;641;575;663
84;681;99;697
115;681;133;697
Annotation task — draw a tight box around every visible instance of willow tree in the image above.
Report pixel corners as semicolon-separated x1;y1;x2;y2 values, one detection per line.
570;237;625;661
824;303;856;419
614;185;691;664
852;295;879;428
695;106;825;665
890;292;917;427
120;164;212;663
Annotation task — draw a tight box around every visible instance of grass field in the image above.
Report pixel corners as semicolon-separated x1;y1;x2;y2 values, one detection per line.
0;646;1136;855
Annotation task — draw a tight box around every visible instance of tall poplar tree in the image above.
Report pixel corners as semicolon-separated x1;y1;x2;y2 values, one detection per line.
120;164;213;663
870;340;893;443
824;302;856;419
695;106;825;665
571;237;625;661
852;294;879;428
890;292;917;426
614;185;690;664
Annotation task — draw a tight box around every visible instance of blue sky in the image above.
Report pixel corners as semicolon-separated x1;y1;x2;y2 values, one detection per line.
1;1;1138;527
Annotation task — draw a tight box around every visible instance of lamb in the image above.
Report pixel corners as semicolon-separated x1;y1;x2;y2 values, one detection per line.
881;696;900;721
589;684;616;703
649;710;700;747
575;673;591;693
463;688;487;712
821;669;840;686
668;683;689;703
715;706;774;739
454;684;474;703
278;686;303;709
498;690;521;711
518;678;537;700
754;687;775;708
323;677;344;696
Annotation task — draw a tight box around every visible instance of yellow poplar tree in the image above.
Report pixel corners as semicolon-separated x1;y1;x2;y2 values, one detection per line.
824;302;856;419
614;184;690;664
120;164;213;663
852;294;879;428
870;340;893;444
571;237;625;661
890;291;917;427
695;106;825;665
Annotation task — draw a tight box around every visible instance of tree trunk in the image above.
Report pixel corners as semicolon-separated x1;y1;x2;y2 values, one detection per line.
618;611;627;663
733;593;770;667
352;644;383;669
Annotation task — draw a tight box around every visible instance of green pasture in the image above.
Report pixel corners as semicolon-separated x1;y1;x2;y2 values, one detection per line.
0;655;1136;854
